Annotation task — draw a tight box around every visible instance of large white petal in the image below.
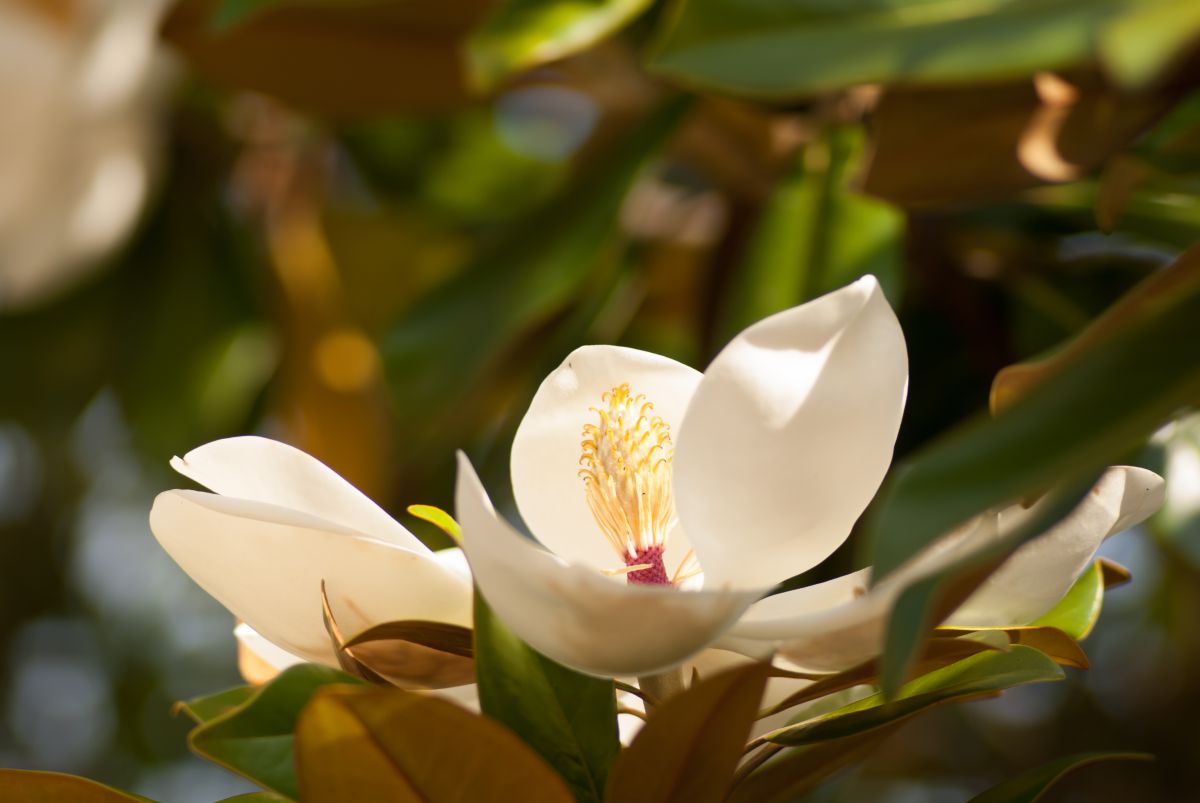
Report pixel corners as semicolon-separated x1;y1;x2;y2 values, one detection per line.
674;276;908;588
947;466;1164;627
150;490;472;665
457;454;760;677
170;436;426;551
511;345;703;573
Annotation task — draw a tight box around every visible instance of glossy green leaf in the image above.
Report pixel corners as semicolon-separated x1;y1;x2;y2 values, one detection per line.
189;664;364;800
383;97;688;420
605;662;771;803
967;751;1154;803
765;647;1063;748
176;685;257;725
217;794;293;803
718;126;903;346
0;771;154;802
647;0;1200;98
469;0;654;90
474;592;620;803
295;685;575;802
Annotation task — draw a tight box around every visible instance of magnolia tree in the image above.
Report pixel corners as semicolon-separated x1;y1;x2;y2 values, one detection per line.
3;0;1200;801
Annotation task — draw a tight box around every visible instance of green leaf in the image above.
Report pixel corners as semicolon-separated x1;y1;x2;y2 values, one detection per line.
967;751;1154;803
647;0;1200;98
870;244;1200;586
383;97;689;420
176;685;257;725
474;592;620;803
765;647;1063;748
0;771;154;802
217;794;293;803
469;0;654;90
604;662;771;803
295;685;575;802
718;126;903;346
189;664;365;800
406;505;462;541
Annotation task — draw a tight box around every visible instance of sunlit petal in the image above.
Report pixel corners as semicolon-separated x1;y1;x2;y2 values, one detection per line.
150;490;471;665
674;276;908;587
171;436;425;551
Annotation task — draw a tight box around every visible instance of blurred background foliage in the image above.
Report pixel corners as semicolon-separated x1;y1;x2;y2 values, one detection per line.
1;0;1200;799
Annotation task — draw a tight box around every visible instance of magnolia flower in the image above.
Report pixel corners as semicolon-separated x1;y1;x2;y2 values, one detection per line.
0;0;172;308
149;436;476;688
455;275;1165;677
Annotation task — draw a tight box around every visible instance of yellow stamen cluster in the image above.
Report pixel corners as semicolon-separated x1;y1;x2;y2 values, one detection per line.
579;384;676;559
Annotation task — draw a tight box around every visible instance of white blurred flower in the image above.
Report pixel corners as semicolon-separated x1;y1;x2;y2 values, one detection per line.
0;0;173;308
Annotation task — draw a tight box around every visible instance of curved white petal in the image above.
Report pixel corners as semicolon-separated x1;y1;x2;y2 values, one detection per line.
150;490;472;665
720;569;892;672
457;454;761;677
947;466;1164;627
511;345;703;573
674;276;908;588
170;436;425;551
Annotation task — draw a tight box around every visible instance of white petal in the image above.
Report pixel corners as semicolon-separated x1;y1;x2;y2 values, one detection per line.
947;466;1165;627
457;454;760;677
720;569;892;672
674;276;908;588
170;436;425;551
511;345;703;573
431;547;473;582
150;490;472;665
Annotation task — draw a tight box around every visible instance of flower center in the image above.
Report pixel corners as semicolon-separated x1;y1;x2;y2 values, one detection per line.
579;384;695;586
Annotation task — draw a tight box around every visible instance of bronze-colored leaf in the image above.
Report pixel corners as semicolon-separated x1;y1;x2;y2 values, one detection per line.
295;685;575;802
320;583;476;688
162;0;498;117
603;662;770;803
761;635;1004;719
727;727;899;803
342;620;476;688
862;73;1175;208
1099;557;1133;588
940;626;1089;670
